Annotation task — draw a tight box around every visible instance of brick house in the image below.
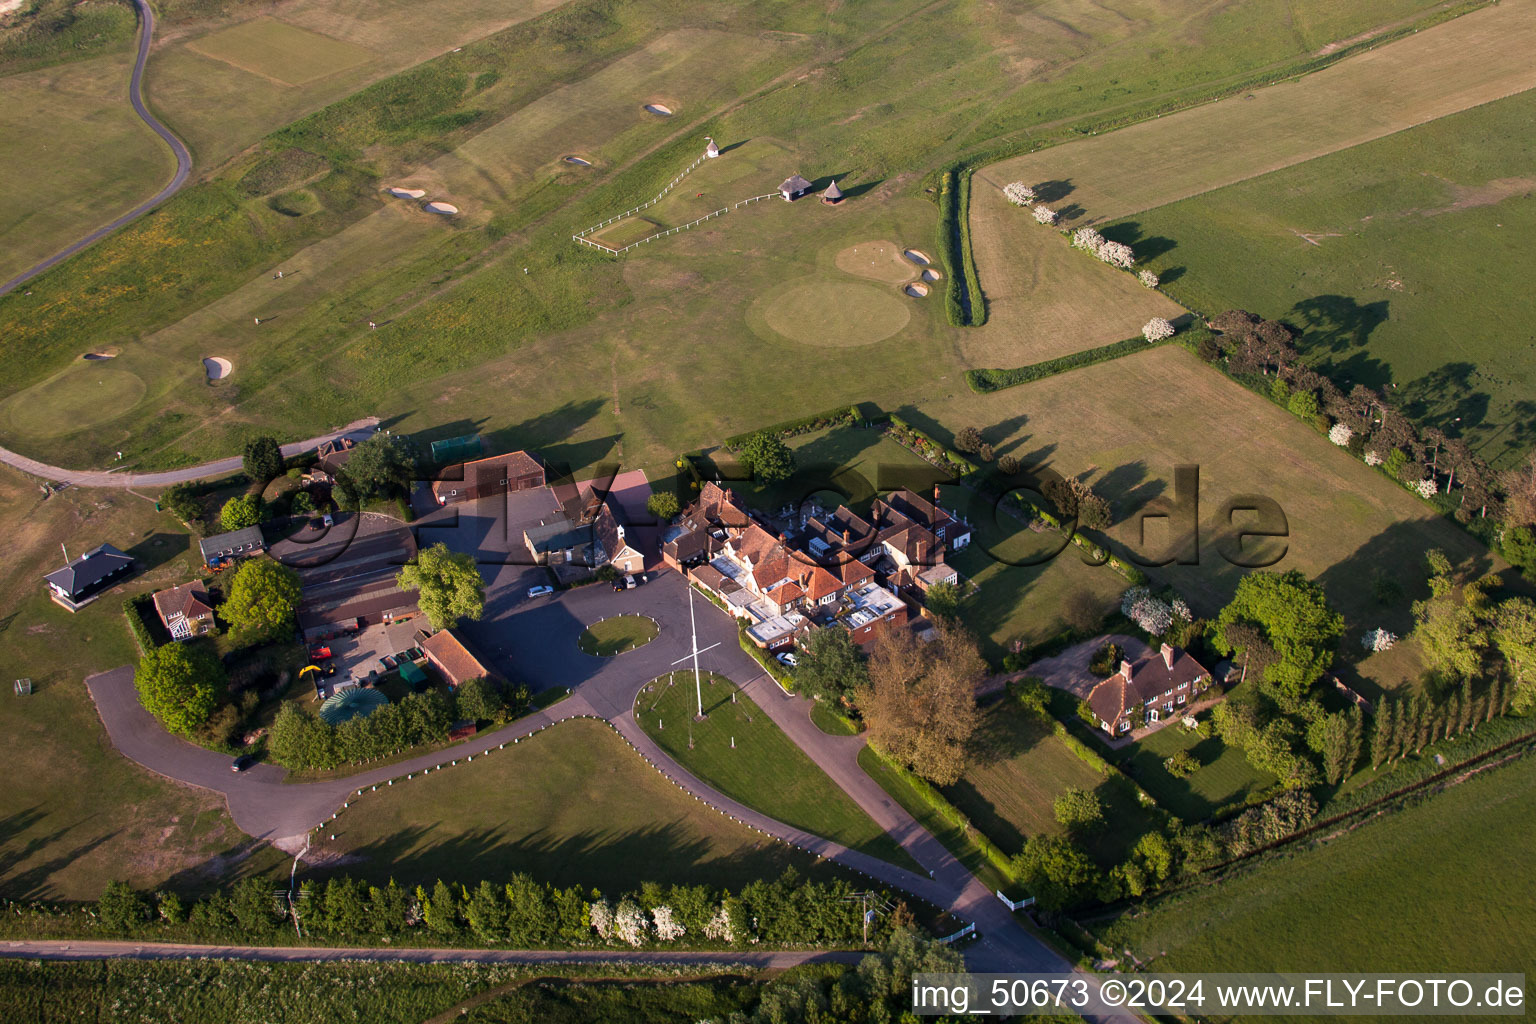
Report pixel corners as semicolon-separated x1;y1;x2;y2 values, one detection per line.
1087;643;1212;736
661;482;751;570
421;628;491;688
152;581;215;640
432;450;545;505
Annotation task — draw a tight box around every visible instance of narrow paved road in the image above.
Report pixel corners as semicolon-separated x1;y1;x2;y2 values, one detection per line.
0;0;193;298
0;418;379;487
0;938;858;968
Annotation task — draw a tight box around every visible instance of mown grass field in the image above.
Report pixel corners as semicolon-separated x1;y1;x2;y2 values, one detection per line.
146;0;576;169
0;466;289;901
917;345;1503;697
965;0;1536;367
942;701;1159;867
324;716;848;893
1;0;1489;475
636;672;920;872
0;50;174;284
577;614;659;656
1092;752;1536;972
1099;719;1274;822
1103;88;1536;468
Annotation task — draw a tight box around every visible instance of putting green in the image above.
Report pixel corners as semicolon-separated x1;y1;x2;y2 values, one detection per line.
753;279;910;348
834;240;915;284
4;362;146;438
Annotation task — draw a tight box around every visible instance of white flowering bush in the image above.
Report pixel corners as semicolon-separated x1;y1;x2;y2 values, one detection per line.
703;904;736;943
1122;586;1173;635
589;899;613;940
1098;240;1135;268
1032;204;1058;225
614;898;648;947
1364;450;1383;466
1414;477;1438;498
1072;226;1105;253
1003;181;1038;206
1142;317;1175;342
1171;598;1192;622
1138;268;1159;288
1328;423;1353;446
652;905;685;941
1362;628;1397;652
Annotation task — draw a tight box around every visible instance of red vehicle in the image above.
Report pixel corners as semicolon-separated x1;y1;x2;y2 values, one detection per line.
309;645;332;661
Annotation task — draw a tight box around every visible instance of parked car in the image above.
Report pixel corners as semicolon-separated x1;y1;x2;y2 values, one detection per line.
776;652;798;667
614;574;638;591
231;754;257;773
527;585;554;598
322;513;334;527
309;645;332;660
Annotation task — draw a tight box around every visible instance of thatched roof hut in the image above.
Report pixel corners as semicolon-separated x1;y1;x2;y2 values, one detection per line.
821;179;844;205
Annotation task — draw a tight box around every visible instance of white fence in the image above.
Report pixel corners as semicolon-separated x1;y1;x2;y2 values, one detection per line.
572;148;784;256
996;890;1036;911
937;922;976;944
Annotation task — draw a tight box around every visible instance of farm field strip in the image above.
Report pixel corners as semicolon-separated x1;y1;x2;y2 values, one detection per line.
976;0;1536;228
965;0;1536;367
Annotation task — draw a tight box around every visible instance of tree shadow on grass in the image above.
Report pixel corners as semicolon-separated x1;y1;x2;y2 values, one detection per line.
319;820;838;895
1289;294;1389;356
1033;179;1074;204
1396;362;1492;442
1098;221;1177;261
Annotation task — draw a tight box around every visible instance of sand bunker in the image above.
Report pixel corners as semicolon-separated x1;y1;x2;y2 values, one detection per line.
564;155;592;166
903;249;931;266
424;202;459;215
922;268;942;282
82;351;116;361
643;103;673;117
386;187;427;199
904;282;930;298
204;357;233;381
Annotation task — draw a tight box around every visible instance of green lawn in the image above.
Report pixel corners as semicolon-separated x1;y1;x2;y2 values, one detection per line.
1092;752;1536;971
577;614;659;656
1104;717;1276;822
0;466;289;901
324;716;848;893
695;424;939;520
945;488;1130;664
636;672;920;872
943;700;1161;867
810;700;862;737
857;744;1015;897
1105;87;1536;469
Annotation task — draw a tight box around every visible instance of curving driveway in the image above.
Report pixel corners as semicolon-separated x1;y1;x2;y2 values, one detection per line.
84;565;1140;1015
0;0;193;299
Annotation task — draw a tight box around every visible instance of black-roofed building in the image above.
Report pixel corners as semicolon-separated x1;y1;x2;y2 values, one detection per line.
199;526;267;569
44;544;134;611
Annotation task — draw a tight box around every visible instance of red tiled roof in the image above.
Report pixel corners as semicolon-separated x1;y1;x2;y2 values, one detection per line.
1088;646;1209;728
422;629;489;685
152;581;212;625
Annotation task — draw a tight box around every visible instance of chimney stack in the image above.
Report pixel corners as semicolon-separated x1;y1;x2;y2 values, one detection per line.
933;483;941;506
1161;643;1175;669
1119;659;1134;680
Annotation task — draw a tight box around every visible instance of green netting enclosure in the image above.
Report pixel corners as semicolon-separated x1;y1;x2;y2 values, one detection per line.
320;686;388;726
431;433;483;465
398;660;427;688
